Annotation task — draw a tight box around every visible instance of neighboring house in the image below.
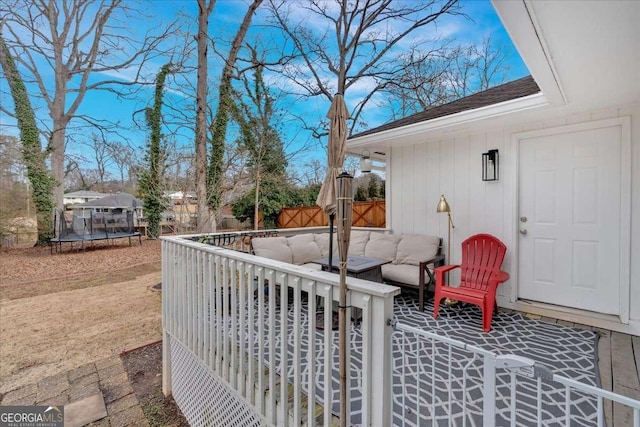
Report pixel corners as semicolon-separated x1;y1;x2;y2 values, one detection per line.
165;191;197;205
63;190;107;206
74;192;144;227
348;1;640;335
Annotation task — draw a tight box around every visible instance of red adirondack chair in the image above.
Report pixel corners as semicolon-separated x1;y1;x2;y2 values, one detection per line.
433;233;509;332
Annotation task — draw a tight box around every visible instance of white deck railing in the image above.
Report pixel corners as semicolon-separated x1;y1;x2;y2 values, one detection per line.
393;321;640;427
162;231;640;427
161;232;400;426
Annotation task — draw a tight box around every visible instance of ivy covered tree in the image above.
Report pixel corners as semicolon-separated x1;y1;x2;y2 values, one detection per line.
0;32;54;245
139;64;171;239
233;59;288;229
194;0;264;233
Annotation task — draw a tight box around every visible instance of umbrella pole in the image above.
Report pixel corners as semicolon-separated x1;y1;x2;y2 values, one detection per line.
339;261;347;426
328;213;335;270
336;172;353;427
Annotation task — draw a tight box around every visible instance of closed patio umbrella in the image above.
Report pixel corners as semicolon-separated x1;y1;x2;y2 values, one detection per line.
316;93;350;265
315;94;352;426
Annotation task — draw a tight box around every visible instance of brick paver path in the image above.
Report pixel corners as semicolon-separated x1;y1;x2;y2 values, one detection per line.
0;356;148;427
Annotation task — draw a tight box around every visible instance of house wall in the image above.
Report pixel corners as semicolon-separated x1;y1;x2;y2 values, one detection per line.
388;103;640;334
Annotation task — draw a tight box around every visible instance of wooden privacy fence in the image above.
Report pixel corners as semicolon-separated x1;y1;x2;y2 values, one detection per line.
277;200;385;228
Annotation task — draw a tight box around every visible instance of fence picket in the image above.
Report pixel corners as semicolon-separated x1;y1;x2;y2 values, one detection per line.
277;201;386;228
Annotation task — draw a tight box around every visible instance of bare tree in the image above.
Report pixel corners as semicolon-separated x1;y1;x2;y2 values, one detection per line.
195;0;215;233
0;0;178;212
190;0;265;233
445;33;511;98
86;134;114;187
105;140;136;186
203;0;264;232
268;0;461;135
378;33;512;118
64;156;91;191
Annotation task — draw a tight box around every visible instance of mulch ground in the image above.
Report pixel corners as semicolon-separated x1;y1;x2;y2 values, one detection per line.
121;342;189;427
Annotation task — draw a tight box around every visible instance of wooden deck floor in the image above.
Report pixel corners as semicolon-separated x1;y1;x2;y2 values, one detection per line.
503;309;640;426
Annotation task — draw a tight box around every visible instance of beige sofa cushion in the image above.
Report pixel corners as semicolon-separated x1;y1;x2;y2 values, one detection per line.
315;233;338;258
364;232;400;261
382;264;432;287
348;230;371;256
287;234;322;264
251;236;293;264
396;234;440;266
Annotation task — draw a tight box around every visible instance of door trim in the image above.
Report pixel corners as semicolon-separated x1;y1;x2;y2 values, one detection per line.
510;116;631;324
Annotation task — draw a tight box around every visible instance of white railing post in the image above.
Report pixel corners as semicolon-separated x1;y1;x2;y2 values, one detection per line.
162;240;173;396
369;288;396;427
483;354;497;427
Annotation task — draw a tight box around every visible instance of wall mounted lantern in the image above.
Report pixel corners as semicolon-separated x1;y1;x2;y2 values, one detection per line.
482;149;499;181
359;150;372;173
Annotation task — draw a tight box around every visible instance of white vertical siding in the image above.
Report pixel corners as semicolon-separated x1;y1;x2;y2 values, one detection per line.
620;105;640;322
387;103;640;329
413;144;429;235
425;142;441;237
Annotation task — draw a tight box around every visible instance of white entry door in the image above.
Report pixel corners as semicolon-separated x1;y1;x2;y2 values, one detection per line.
518;124;623;315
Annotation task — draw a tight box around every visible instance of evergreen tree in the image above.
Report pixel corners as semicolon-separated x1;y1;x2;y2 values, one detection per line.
233;59;288;229
354;186;368;202
367;175;379;199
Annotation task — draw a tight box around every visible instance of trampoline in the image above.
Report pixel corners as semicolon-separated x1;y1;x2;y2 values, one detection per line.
50;208;142;253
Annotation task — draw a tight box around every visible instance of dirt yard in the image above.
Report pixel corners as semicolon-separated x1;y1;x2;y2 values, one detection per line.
0;239;163;394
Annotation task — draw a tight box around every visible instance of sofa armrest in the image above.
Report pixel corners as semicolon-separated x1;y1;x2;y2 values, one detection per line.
419;254;446;285
419;254;445;269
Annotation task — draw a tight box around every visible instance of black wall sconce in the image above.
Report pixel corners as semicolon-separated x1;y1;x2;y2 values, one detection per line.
482;149;499;181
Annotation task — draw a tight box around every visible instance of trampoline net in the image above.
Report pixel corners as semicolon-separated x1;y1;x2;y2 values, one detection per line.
55;209;136;239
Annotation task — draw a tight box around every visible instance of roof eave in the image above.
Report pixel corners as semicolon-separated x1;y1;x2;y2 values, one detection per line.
348;92;550;148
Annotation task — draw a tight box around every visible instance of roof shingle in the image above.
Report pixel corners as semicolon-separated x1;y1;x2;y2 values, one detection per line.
351;76;540;138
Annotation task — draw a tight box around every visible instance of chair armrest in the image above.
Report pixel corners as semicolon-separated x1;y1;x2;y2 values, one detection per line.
491;270;510;283
418;254;446;269
486;270;510;294
434;264;460;288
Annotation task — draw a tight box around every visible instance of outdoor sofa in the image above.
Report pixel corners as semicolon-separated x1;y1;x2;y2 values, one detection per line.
251;230;444;311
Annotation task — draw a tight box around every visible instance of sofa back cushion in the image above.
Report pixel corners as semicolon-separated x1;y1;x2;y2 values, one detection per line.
364;232;400;261
395;234;440;266
251;236;293;264
287;234;322;264
315;233;338;258
349;230;371;256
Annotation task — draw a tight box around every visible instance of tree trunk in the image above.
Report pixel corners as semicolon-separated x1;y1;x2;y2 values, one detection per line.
49;118;68;213
207;0;263;227
195;0;216;233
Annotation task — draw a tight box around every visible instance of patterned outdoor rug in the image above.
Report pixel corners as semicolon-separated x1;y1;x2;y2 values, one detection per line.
248;293;600;426
389;295;600;426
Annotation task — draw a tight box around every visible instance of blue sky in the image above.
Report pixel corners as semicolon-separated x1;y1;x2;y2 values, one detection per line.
0;0;529;180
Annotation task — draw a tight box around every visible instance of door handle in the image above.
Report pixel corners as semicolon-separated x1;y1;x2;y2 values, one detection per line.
519;229;528;235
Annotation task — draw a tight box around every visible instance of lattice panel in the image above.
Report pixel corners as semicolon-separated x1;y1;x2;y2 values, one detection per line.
170;338;269;427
